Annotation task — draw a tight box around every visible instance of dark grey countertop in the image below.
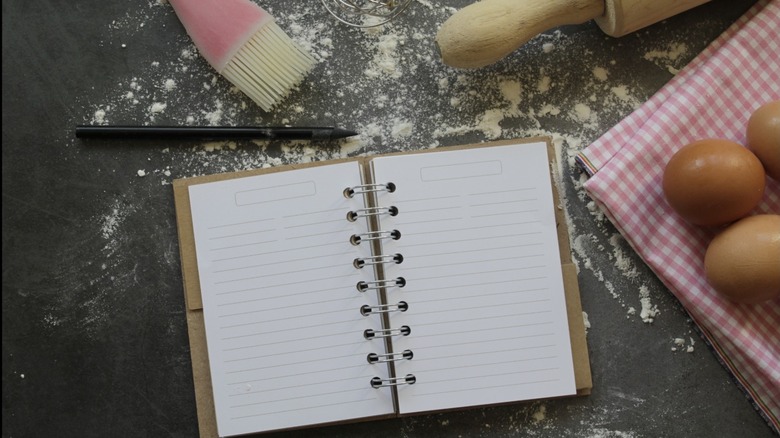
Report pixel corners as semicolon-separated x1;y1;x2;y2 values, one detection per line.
3;0;776;437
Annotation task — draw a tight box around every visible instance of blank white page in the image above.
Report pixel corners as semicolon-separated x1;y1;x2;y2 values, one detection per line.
369;142;576;414
188;162;394;437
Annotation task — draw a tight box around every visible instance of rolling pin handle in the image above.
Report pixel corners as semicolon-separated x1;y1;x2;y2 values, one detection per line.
435;0;604;69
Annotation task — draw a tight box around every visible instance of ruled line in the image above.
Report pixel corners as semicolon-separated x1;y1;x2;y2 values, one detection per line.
401;254;544;272
410;347;556;366
217;295;355;318
409;289;549;305
212;249;353;274
207;217;275;229
412;317;553;333
409;377;561;398
400;278;548;294
224;339;365;363
211;239;347;261
405;331;556;352
227;363;366;385
226;352;356;374
209;229;277;240
282;206;346;218
210;239;279;252
400;205;462;215
396;231;543;249
466;187;536;196
230;397;379;420
286;230;351;240
401;221;541;238
215;272;357;296
221;329;357;352
472;209;538;219
402;244;542;261
214;263;348;285
412;266;546;283
229;374;368;399
409;311;553;335
469;199;537;208
418;305;551;319
283;217;347;229
220;308;358;330
393;217;463;227
392;194;460;204
216;284;349;307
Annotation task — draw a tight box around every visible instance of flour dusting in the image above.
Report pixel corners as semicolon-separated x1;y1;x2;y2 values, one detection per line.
644;42;690;75
639;285;660;323
64;3;719;434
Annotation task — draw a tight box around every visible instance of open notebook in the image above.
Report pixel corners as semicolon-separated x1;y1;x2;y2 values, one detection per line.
173;138;592;437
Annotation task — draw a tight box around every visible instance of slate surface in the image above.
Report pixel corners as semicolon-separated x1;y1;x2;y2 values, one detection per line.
2;0;774;437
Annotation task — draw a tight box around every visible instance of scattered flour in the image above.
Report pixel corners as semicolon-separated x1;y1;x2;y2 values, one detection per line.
390;119;413;138
592;67;608;81
531;404;547;423
644;42;688;62
671;336;695;353
100;201;128;242
572;103;598;129
584;429;638;438
639;285;660;323
582;311;591;334
608;234;639;279
644;42;689;75
364;33;406;79
71;7;713;435
537;75;552;93
92;108;107;124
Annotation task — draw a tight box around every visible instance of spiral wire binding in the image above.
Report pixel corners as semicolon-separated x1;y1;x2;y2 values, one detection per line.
367;349;413;364
345;181;415;388
357;277;406;292
371;374;416;388
354;253;403;268
347;205;398;222
350;229;401;245
320;0;413;28
361;301;408;316
344;182;396;198
364;325;411;339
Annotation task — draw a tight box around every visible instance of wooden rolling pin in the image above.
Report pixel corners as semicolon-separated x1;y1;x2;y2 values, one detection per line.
436;0;710;68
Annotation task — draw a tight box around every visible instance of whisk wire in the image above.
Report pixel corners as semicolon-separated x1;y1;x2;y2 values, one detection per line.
321;0;413;27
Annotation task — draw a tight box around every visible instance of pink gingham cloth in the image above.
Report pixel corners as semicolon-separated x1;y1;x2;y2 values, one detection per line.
576;0;780;432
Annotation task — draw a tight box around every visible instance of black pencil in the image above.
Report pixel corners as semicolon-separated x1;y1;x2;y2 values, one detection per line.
75;125;359;141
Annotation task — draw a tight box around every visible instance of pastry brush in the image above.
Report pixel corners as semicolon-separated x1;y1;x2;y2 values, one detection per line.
168;0;316;111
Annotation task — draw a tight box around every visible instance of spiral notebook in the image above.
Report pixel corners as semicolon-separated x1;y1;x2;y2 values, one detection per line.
173;138;592;437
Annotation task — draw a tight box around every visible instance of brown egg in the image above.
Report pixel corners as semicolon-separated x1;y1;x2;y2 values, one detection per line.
662;139;765;226
747;100;780;181
704;214;780;304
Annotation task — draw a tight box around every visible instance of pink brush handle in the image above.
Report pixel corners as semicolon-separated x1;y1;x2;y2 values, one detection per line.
168;0;273;72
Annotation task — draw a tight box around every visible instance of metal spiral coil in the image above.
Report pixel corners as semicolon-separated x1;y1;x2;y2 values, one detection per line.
320;0;413;27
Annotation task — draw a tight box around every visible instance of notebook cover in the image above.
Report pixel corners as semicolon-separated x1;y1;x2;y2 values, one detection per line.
172;138;592;437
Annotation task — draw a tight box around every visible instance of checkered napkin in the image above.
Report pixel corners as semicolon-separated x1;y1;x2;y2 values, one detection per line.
576;0;780;431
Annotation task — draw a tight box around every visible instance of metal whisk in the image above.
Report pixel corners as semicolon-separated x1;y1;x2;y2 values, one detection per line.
320;0;413;27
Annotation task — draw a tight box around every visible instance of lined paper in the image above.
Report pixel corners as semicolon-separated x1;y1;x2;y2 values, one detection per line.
188;162;394;436
369;143;576;414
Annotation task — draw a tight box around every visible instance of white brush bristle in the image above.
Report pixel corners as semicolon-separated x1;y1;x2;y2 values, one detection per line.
222;22;316;111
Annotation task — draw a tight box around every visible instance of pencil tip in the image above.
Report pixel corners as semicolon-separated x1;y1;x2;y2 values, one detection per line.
331;127;359;140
